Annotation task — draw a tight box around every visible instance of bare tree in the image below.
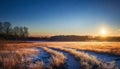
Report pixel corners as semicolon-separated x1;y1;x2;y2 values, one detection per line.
23;26;28;38
0;21;29;40
19;27;24;38
0;22;3;34
13;26;29;40
3;22;12;35
13;26;20;37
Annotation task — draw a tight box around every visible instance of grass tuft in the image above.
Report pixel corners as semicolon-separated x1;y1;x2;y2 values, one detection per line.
42;47;66;69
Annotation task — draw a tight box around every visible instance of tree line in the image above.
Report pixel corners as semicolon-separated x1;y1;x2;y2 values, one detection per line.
0;21;29;40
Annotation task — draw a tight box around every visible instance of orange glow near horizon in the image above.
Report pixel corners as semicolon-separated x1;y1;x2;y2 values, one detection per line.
29;26;120;37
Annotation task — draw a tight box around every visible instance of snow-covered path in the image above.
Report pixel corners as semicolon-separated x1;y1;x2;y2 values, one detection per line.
82;50;120;68
68;48;120;68
51;48;80;69
31;48;51;67
30;47;120;69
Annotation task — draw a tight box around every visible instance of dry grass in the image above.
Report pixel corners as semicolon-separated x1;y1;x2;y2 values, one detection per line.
34;42;120;56
64;42;120;56
49;46;117;69
0;41;119;69
28;61;45;69
0;48;42;69
42;47;66;68
0;41;46;69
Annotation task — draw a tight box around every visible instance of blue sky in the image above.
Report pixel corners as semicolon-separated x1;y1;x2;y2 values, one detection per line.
0;0;120;36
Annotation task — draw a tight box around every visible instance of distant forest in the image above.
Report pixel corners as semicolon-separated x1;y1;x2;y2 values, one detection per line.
0;21;28;40
29;35;120;42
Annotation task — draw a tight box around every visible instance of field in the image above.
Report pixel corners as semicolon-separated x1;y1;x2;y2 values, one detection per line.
0;41;120;69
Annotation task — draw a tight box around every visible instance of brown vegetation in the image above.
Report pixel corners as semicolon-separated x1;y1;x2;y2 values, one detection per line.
0;41;119;69
42;47;66;69
34;42;120;56
0;41;45;69
49;46;117;69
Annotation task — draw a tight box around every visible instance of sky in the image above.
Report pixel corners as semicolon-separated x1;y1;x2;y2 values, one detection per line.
0;0;120;36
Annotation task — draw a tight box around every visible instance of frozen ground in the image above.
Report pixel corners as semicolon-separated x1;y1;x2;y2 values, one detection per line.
68;48;120;68
27;47;120;69
30;48;51;67
83;50;120;68
51;48;80;69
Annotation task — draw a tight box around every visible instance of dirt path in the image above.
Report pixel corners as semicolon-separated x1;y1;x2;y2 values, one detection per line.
50;48;80;69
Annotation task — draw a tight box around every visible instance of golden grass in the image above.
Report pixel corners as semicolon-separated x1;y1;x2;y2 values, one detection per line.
49;46;117;69
42;47;66;68
0;41;119;69
0;48;42;69
28;61;45;69
34;42;120;56
0;41;46;69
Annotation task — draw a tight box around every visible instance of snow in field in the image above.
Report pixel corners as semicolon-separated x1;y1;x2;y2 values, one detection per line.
27;47;120;69
51;48;80;69
30;48;51;67
78;50;120;68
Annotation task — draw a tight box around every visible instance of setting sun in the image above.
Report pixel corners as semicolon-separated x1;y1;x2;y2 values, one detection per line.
100;28;107;37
